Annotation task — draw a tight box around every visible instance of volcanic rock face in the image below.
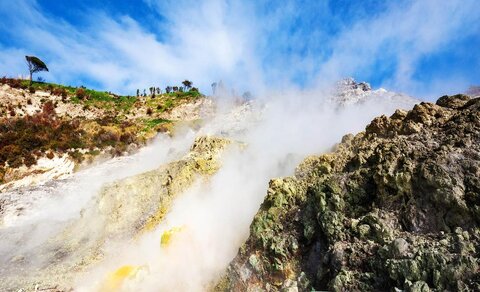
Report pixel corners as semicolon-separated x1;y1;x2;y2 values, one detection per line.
216;95;480;291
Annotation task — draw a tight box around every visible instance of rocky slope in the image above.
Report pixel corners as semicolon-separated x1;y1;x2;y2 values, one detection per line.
331;78;418;109
0;79;213;189
0;136;232;291
216;94;480;291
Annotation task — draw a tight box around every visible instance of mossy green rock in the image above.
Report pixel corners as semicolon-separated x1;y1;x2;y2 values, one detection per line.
216;96;480;291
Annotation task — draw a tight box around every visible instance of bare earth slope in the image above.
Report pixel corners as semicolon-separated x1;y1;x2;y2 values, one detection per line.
0;79;212;190
216;95;480;291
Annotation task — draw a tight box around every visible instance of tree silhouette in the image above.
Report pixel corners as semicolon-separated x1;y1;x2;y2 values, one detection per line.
242;91;252;100
182;80;192;91
211;82;217;95
25;56;48;85
166;86;172;94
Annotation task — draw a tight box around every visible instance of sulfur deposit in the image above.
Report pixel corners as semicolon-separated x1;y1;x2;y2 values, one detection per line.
0;136;232;291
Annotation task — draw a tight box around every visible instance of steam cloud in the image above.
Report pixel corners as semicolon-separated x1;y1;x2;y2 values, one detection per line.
0;0;477;291
72;87;416;291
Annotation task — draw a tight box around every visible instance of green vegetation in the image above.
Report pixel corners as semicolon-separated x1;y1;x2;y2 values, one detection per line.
163;98;174;111
168;89;202;99
144;118;170;128
0;102;83;182
0;109;144;184
71;89;137;112
1;78;202;115
0;77;205;184
144;90;202;114
18;79;77;94
142;118;172;133
1;78;137;113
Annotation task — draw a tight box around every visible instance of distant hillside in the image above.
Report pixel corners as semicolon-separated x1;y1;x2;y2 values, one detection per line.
0;78;210;188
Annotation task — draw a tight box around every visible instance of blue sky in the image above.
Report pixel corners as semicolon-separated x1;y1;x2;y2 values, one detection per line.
0;0;479;100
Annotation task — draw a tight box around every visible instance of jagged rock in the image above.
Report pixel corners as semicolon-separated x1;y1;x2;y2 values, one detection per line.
216;95;480;291
389;238;409;259
330;78;418;109
436;94;471;109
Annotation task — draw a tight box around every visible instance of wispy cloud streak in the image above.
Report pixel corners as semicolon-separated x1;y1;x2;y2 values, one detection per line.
0;0;478;98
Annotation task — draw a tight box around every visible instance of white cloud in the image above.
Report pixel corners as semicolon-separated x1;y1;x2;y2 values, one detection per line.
312;0;480;99
0;0;478;98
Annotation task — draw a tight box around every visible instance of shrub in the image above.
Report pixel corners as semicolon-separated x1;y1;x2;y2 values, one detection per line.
52;87;67;98
69;150;84;163
76;88;87;100
94;129;119;147
0;145;22;163
96;116;117;126
121;120;133;128
0;102;89;170
46;151;54;159
23;153;37;167
29;86;35;94
27;99;32;105
42;101;55;116
120;132;135;144
8;156;23;168
164;99;173;109
157;124;170;133
146;108;153;115
10;79;22;88
111;143;128;156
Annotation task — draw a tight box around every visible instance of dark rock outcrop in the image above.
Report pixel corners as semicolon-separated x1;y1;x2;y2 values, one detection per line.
216;95;480;291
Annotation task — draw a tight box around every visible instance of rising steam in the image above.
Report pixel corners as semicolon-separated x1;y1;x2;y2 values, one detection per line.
68;85;417;291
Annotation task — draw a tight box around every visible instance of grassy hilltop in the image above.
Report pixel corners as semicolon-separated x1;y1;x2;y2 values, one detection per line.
0;78;204;184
